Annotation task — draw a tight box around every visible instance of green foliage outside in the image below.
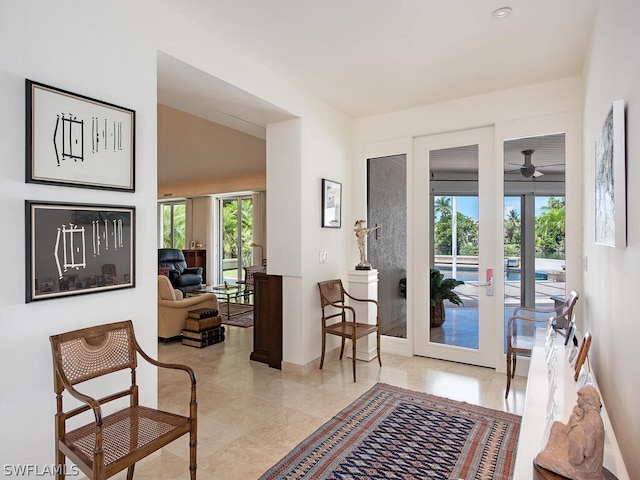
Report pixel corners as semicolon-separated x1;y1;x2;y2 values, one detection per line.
434;196;565;258
433;197;479;256
222;198;254;269
162;203;185;249
535;197;565;253
161;198;255;276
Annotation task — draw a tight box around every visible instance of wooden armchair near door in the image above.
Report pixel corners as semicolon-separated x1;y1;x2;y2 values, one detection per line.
317;279;381;382
49;320;197;480
505;290;579;397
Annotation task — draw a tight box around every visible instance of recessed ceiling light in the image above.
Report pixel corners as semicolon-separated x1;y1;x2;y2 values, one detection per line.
491;7;512;19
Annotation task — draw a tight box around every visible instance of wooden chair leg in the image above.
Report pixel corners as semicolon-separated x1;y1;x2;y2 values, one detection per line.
339;338;345;360
189;429;197;480
512;354;517;378
352;338;357;382
126;465;135;480
320;333;326;369
190;400;197;480
505;352;512;397
55;450;65;480
376;332;382;367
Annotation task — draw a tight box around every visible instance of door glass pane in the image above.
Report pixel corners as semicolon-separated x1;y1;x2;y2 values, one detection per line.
503;134;566;350
162;204;172;248
161;202;185;249
222;199;239;282
430;146;479;349
221;196;254;284
241;198;254;266
172;203;186;249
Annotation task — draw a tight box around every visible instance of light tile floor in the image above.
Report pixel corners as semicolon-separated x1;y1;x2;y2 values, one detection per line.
109;326;527;480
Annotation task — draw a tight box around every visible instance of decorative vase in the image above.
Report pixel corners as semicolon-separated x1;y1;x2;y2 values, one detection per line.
431;300;446;328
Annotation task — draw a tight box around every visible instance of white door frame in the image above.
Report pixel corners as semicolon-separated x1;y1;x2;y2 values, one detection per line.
413;126;498;367
496;112;573;375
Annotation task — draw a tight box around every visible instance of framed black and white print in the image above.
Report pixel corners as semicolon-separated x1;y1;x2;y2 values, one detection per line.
26;201;135;302
26;79;135;191
322;178;342;228
595;99;626;247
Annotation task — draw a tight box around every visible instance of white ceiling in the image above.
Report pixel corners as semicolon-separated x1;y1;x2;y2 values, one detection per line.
157;0;597;133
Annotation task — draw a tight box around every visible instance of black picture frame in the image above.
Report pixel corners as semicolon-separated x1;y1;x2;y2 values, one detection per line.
26;79;135;191
321;178;342;228
26;201;135;302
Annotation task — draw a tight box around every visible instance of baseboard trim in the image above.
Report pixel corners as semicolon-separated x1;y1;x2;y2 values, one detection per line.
282;346;342;375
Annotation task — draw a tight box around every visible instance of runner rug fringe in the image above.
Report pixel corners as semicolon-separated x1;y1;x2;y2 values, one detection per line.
259;382;521;480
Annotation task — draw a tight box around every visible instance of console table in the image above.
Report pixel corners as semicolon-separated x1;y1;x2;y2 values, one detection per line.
513;329;629;479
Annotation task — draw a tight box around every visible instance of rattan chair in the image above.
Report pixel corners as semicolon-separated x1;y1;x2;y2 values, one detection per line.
505;290;579;397
50;320;197;480
317;279;381;382
238;265;266;302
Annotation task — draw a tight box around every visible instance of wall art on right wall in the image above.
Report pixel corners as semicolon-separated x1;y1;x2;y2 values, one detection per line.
594;99;626;248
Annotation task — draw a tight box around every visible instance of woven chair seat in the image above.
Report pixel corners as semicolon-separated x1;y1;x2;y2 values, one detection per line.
50;320;197;480
324;322;378;338
64;406;190;469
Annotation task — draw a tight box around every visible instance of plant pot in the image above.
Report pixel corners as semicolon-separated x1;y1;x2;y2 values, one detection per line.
431;300;446;328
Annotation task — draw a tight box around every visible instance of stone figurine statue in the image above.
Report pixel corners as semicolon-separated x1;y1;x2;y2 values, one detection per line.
535;385;605;480
354;219;380;270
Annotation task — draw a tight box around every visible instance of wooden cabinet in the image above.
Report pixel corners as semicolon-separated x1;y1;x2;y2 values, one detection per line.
182;249;206;283
250;273;282;369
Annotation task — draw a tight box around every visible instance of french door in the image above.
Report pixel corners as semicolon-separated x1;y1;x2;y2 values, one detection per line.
220;196;253;284
413;127;498;367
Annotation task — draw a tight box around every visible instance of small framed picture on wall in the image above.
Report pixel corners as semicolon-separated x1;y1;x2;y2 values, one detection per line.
321;178;342;228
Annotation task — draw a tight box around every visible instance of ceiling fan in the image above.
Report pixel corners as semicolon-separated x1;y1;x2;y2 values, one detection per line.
507;149;557;179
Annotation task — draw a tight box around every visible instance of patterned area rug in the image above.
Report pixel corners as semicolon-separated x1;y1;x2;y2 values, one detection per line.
259;383;521;480
218;302;253;327
222;312;253;328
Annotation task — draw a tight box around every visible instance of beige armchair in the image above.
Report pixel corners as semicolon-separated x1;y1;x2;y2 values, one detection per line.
158;275;218;340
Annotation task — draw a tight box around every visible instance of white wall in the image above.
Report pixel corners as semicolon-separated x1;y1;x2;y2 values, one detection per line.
0;0;160;470
582;1;640;476
0;0;354;473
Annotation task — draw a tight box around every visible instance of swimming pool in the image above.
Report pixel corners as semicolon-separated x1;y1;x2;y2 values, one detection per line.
435;265;548;281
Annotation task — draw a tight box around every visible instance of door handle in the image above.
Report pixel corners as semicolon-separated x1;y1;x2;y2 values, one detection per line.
480;269;494;296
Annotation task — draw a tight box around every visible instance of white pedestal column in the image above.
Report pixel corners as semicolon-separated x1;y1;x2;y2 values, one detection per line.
346;269;379;362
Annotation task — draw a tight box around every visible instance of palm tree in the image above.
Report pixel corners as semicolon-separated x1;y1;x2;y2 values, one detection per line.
222;201;239;258
504;208;520;244
434;196;452;220
162;203;186;249
536;197;565;252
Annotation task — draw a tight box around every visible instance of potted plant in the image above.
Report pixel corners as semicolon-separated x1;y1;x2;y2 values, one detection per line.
430;268;464;328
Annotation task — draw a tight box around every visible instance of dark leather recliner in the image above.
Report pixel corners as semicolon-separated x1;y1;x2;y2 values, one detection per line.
158;248;203;295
